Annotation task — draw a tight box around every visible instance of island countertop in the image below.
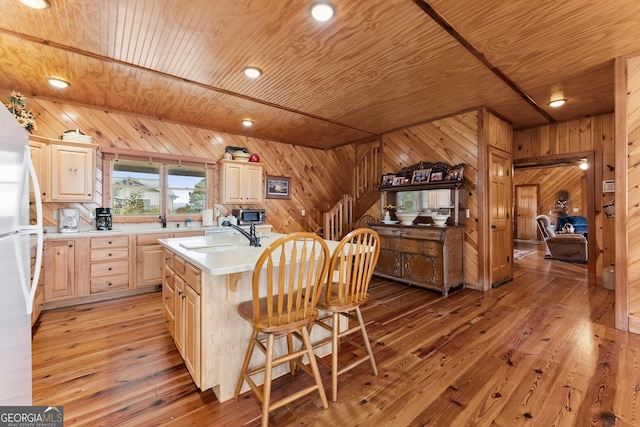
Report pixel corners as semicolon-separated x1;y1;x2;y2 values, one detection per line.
159;232;340;276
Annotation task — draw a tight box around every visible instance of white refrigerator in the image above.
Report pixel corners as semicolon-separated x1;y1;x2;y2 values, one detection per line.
0;105;43;404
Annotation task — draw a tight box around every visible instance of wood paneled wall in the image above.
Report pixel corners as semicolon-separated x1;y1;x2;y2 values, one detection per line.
514;114;615;282
1;90;351;234
514;166;587;227
381;111;481;289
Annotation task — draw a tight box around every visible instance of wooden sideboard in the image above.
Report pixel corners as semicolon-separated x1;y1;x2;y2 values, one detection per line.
370;224;464;295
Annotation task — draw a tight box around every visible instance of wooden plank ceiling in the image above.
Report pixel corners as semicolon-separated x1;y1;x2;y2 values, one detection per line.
1;0;639;150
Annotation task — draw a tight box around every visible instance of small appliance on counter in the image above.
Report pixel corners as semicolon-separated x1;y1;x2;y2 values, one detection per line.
59;208;80;233
95;207;112;230
232;208;266;225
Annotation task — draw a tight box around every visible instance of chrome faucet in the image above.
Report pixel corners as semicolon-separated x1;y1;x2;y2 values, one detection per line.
158;214;167;228
222;221;261;247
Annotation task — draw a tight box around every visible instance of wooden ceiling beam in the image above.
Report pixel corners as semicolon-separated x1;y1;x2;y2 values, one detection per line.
411;0;556;124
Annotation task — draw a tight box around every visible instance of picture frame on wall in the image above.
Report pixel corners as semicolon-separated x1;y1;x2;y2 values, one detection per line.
411;168;431;183
265;175;291;199
430;171;444;182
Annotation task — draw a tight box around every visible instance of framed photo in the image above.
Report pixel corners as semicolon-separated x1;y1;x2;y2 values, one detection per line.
411;168;431;183
445;163;465;181
381;174;395;187
392;176;410;186
265;175;291;199
430;171;444;182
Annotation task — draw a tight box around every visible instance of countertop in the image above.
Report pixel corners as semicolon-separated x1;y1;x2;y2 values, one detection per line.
159;232;340;276
42;223;272;240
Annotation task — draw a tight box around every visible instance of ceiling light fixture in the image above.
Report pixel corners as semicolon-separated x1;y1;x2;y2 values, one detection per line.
47;78;69;89
310;1;336;22
20;0;50;9
548;98;566;108
242;119;253;127
243;67;262;79
579;159;588;170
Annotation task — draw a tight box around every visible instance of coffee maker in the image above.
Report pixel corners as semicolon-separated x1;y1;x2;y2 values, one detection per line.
59;208;79;233
95;207;112;230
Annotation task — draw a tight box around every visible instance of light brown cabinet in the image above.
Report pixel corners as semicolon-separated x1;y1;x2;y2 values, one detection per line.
218;159;263;204
370;224;464;296
90;236;129;294
163;250;202;384
29;135;97;202
44;239;77;301
137;232;202;288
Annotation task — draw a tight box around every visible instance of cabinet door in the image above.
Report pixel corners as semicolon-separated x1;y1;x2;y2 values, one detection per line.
29;141;48;201
174;274;185;356
221;162;243;203
375;248;402;278
137;244;165;288
44;240;75;301
49;144;94;201
163;265;175;338
402;252;443;288
183;284;200;382
244;164;263;203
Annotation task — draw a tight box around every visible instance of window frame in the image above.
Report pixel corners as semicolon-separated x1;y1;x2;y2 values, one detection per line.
102;148;216;224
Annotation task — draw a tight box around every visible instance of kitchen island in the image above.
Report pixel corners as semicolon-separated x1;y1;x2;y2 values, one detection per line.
159;232;340;402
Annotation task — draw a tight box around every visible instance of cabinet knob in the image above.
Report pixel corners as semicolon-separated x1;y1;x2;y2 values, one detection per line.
108;253;112;257
107;282;112;286
108;267;112;271
491;224;497;229
68;244;73;248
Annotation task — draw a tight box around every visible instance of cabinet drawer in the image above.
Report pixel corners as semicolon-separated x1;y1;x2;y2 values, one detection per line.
137;233;173;245
91;235;129;249
370;226;403;237
164;250;175;271
91;260;129;277
402;238;443;256
90;247;129;262
402;228;444;241
185;263;201;294
90;273;129;293
174;256;186;277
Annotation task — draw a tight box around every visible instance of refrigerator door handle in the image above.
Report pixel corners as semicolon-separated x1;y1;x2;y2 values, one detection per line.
20;146;43;315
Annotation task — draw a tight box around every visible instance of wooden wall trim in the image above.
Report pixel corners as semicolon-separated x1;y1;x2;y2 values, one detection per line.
615;55;629;331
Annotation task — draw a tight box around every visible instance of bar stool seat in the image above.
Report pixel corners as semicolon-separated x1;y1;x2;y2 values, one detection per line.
233;232;330;427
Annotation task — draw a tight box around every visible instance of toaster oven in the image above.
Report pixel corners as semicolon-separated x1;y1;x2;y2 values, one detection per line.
232;208;266;225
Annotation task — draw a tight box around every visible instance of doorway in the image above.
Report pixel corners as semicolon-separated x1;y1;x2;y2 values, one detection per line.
515;184;538;240
513;152;596;285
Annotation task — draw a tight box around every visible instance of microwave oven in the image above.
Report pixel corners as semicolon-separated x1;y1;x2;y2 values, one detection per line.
232;208;266;225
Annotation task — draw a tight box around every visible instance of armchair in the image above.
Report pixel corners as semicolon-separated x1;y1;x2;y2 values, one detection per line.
535;215;587;263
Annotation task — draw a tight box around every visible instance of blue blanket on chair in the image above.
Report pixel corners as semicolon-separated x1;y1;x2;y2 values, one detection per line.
556;216;588;235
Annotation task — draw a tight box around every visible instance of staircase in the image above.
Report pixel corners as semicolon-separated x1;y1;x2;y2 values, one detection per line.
319;141;381;240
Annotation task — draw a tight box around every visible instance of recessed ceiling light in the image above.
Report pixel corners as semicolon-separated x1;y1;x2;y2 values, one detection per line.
20;0;50;9
242;119;253;127
243;67;262;79
549;99;566;108
310;1;335;22
47;78;69;89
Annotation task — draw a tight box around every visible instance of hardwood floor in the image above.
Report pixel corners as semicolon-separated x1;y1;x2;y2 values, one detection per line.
32;242;636;426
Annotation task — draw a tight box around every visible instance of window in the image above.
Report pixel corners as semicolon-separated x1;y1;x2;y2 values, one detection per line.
110;158;206;217
167;165;205;214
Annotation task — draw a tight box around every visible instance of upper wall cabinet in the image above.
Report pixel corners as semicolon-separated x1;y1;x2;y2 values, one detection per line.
218;159;263;204
29;136;97;202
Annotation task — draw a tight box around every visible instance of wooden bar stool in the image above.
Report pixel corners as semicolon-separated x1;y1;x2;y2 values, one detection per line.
233;232;330;427
312;228;380;402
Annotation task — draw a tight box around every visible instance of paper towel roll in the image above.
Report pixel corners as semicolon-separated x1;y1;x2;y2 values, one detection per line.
202;209;214;227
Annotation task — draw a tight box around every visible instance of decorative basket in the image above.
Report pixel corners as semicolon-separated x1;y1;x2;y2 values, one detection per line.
60;129;93;143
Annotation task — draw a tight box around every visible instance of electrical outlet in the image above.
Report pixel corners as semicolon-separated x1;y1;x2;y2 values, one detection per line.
301;209;306;217
466;209;470;218
53;210;58;220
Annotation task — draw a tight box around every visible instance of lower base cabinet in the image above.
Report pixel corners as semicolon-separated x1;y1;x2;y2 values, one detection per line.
371;224;464;296
163;249;202;384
